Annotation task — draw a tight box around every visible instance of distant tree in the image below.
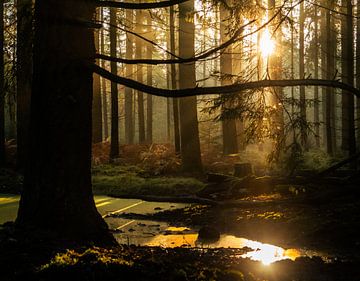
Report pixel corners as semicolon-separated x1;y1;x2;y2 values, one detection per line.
313;4;320;148
136;10;145;144
299;1;307;148
93;9;103;143
109;7;119;159
357;0;360;144
146;11;153;144
169;5;180;154
340;0;356;156
178;0;202;172
220;2;238;155
125;8;134;144
100;8;109;139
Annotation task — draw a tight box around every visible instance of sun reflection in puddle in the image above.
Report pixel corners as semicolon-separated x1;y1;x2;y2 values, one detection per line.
145;232;302;265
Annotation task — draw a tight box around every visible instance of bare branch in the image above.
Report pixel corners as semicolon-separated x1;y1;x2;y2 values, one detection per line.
90;64;360;98
96;0;188;9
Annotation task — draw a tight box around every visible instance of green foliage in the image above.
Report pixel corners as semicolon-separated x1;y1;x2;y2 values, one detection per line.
92;164;205;196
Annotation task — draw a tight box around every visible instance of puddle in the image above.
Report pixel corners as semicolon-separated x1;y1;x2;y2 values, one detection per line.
112;221;328;265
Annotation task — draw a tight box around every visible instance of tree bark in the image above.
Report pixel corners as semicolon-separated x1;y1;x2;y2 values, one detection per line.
16;0;113;244
341;0;356;156
0;1;5;165
92;9;103;143
178;0;202;172
16;0;33;169
136;10;145;144
125;8;134;144
110;7;119;159
357;0;360;145
220;2;238;155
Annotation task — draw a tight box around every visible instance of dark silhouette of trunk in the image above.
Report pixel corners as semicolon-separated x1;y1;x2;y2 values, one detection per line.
146;12;153;144
299;1;307;147
125;9;134;144
100;8;109;139
170;6;180;153
320;0;327;147
314;5;320;148
136;10;145;144
357;0;360;144
341;0;356;156
16;0;32;169
16;0;114;244
92;9;103;143
110;7;119;159
178;0;202;172
220;3;238;155
0;1;5;165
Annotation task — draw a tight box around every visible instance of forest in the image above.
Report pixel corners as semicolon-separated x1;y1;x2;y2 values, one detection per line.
0;0;360;280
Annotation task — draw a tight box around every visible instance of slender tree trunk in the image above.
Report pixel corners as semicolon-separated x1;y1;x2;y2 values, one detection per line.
100;8;109;139
178;0;202;172
299;1;307;148
146;12;153;144
136;10;145;144
314;5;320;148
125;9;134;144
341;0;356;156
0;1;5;165
220;3;238;155
16;0;32;169
110;7;119;159
16;0;114;244
268;0;284;141
170;6;180;153
92;9;103;143
325;1;335;155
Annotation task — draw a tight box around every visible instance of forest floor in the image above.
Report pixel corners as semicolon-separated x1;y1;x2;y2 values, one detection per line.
1;143;359;280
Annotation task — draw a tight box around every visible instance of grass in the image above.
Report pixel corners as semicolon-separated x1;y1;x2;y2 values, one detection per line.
92;164;206;197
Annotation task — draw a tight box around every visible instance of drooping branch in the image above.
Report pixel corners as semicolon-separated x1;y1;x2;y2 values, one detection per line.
96;0;188;9
90;64;360;98
95;20;256;65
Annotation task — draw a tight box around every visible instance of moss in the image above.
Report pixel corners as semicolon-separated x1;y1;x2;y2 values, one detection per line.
92;164;206;197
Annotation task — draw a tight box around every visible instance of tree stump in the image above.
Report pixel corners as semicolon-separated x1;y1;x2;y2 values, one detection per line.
234;162;253;178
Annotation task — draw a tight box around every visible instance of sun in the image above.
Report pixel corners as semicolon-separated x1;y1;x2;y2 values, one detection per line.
259;29;275;58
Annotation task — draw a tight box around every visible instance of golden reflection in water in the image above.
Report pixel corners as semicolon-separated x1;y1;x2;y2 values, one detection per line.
145;233;301;265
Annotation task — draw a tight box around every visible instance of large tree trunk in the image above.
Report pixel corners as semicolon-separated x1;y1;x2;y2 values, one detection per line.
341;0;356;156
125;9;134;144
109;7;119;159
220;3;238;155
0;1;5;165
170;6;180;154
92;9;103;143
178;0;202;172
16;0;113;243
16;0;33;169
136;10;145;144
146;11;153;144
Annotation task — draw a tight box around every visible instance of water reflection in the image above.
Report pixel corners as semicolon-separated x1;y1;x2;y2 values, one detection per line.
145;233;302;265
